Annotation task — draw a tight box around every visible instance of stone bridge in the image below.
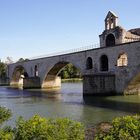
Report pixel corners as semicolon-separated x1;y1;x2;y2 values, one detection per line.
7;11;140;95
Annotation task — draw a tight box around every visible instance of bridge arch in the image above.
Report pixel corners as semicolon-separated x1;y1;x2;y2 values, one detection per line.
10;65;29;87
123;66;140;95
114;63;140;95
42;61;83;89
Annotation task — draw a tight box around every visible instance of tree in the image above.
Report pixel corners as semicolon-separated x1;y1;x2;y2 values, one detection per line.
17;58;29;63
0;61;7;79
59;63;82;79
17;58;25;63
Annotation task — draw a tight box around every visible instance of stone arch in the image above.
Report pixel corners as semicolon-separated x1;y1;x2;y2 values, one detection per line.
115;64;140;95
12;66;28;80
100;54;109;71
11;65;29;87
117;52;128;66
86;57;93;70
122;66;140;95
42;61;83;88
106;34;115;47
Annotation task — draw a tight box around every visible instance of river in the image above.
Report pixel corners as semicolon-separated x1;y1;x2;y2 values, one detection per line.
0;82;140;127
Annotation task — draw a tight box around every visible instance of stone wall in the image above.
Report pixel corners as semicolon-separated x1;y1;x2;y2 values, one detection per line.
42;75;61;89
83;74;115;95
23;77;41;89
8;41;140;95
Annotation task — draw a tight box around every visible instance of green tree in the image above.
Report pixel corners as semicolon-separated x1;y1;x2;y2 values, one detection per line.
0;61;7;79
17;58;25;63
17;58;29;63
59;63;82;79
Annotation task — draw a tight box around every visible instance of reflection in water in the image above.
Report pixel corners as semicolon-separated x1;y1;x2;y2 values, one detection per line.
0;83;140;127
83;96;140;114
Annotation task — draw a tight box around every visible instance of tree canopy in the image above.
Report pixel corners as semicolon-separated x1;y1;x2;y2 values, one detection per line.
0;61;7;79
59;63;82;79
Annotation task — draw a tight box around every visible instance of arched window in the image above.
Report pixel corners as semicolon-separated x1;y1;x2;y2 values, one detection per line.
106;34;115;47
34;65;38;77
86;57;93;70
100;55;109;71
117;53;128;66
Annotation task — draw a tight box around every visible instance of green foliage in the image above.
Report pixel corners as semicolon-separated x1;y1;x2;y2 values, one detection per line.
0;61;6;79
0;107;13;140
0;107;85;140
17;58;29;63
14;115;85;140
95;115;140;140
59;63;82;79
0;107;12;125
0;126;14;140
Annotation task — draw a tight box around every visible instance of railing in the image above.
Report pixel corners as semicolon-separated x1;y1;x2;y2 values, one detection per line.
29;43;99;60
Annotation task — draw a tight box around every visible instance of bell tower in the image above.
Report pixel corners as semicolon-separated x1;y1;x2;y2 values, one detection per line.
99;11;140;47
105;11;118;30
99;11;123;47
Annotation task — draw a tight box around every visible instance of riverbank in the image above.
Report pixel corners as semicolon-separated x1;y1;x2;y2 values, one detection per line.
85;122;112;140
86;115;140;140
61;78;82;82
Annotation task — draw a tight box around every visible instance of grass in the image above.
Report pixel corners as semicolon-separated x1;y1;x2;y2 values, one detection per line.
61;78;82;83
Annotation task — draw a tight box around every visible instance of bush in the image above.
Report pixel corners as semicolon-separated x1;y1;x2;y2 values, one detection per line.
95;115;140;140
0;106;12;125
14;115;85;140
0;126;14;140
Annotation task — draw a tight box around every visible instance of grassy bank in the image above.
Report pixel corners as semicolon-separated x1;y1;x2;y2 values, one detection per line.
61;78;82;83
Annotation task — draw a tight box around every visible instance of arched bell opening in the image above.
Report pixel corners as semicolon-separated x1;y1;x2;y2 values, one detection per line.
106;34;115;47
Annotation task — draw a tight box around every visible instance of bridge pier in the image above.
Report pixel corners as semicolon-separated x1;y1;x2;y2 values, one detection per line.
42;75;61;89
83;74;116;96
10;81;22;88
10;77;41;89
23;77;41;89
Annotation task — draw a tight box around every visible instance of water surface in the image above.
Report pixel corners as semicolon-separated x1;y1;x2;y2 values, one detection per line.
0;82;140;127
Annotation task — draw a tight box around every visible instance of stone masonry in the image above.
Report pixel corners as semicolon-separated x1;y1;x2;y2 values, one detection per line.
8;11;140;95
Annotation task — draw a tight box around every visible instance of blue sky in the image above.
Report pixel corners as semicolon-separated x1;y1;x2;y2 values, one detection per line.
0;0;140;61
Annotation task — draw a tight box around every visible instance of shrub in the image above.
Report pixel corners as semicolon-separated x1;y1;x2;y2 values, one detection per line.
14;115;85;140
95;115;140;140
0;126;14;140
0;106;12;125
